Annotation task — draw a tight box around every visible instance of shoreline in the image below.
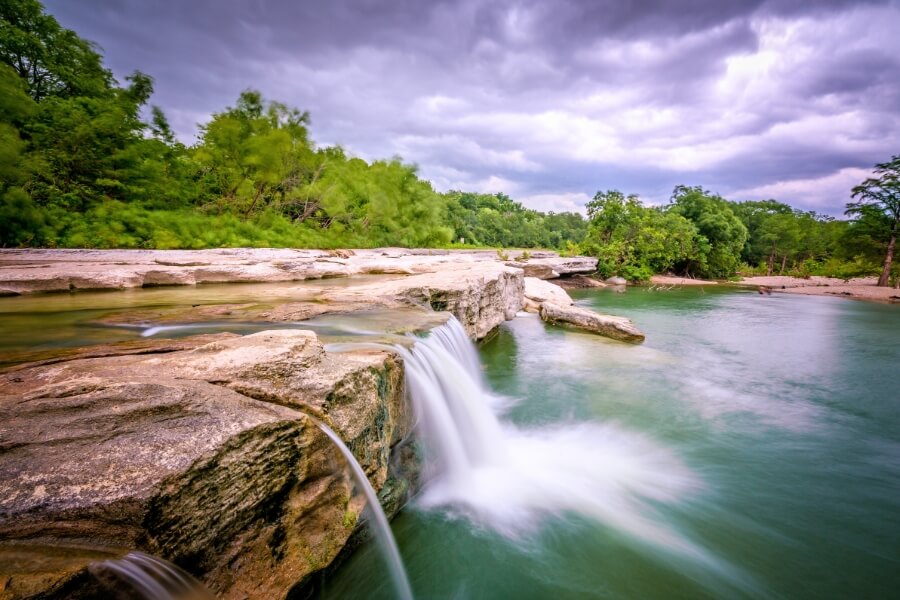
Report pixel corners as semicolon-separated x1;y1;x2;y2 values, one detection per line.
736;276;900;304
649;275;719;286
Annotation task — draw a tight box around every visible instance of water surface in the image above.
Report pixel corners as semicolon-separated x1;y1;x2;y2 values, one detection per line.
319;286;900;599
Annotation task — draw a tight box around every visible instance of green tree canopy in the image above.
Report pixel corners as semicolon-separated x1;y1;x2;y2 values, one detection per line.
848;156;900;286
668;185;748;278
581;190;699;281
0;0;111;100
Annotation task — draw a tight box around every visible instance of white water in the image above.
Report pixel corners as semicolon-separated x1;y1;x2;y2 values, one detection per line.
397;318;706;554
89;551;214;599
317;422;415;600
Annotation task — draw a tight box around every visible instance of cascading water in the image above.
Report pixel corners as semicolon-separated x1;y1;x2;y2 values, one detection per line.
89;551;214;599
393;317;708;556
317;422;414;600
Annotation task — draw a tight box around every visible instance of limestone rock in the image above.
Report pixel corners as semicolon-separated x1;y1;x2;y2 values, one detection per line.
539;301;645;342
0;248;596;295
523;277;573;311
319;263;524;340
605;276;628;285
556;274;607;289
526;256;597;275
504;261;559;279
0;330;409;599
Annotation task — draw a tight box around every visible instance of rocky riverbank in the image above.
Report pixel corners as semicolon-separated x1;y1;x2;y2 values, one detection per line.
0;248;643;599
738;276;900;304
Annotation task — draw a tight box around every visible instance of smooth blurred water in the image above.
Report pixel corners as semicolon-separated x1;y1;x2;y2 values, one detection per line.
0;277;419;365
317;286;900;600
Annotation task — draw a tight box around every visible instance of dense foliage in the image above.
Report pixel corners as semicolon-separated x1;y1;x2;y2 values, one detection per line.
580;191;699;281
580;184;897;284
0;1;896;286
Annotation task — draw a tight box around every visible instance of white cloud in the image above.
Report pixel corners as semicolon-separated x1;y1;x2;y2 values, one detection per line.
518;192;593;214
729;167;871;210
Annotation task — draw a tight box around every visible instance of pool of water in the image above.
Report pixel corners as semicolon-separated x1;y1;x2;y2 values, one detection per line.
0;276;412;361
318;286;900;599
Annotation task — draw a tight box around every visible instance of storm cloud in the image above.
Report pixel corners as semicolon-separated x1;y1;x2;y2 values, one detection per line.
45;0;900;215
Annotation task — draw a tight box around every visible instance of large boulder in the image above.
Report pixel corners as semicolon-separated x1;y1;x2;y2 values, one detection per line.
525;256;597;276
320;263;524;340
539;301;645;342
504;261;559;279
523;277;573;312
555;274;607;289
0;331;410;600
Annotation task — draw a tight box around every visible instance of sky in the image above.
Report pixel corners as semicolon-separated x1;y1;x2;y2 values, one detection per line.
45;0;900;216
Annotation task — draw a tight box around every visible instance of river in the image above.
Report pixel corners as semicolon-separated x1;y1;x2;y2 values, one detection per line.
317;286;900;599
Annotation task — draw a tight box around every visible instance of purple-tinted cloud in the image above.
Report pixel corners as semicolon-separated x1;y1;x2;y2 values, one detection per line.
45;0;900;215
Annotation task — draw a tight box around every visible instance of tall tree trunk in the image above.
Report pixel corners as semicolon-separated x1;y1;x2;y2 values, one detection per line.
779;254;788;275
878;221;897;287
767;251;775;276
244;183;266;218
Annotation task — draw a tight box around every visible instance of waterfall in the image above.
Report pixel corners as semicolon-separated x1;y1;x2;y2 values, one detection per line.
397;317;707;555
317;422;414;600
89;551;214;599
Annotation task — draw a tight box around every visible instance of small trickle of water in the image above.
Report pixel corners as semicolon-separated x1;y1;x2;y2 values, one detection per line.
317;422;415;600
89;551;214;599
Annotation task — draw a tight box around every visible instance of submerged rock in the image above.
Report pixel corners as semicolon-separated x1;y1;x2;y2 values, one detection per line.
539;301;645;342
0;330;410;599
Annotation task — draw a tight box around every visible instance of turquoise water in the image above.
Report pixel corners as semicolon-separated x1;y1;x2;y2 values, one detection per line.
318;287;900;599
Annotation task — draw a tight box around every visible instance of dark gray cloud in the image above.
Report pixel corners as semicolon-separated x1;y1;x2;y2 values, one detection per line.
45;0;900;215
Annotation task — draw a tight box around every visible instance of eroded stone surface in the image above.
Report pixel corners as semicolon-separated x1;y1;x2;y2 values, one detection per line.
319;263;524;340
505;261;559;279
0;248;593;297
0;330;409;599
539;301;645;342
523;277;573;312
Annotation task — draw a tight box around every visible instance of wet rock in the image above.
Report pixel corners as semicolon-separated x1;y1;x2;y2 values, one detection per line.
0;330;410;599
0;333;236;373
539;301;645;342
605;276;628;285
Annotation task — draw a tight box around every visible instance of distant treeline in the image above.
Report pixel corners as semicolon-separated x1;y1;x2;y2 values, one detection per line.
1;0;897;285
582;185;897;283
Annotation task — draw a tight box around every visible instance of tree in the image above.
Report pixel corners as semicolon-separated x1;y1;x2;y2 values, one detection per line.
848;156;900;287
581;190;699;281
194;90;313;216
0;0;111;100
669;185;748;278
